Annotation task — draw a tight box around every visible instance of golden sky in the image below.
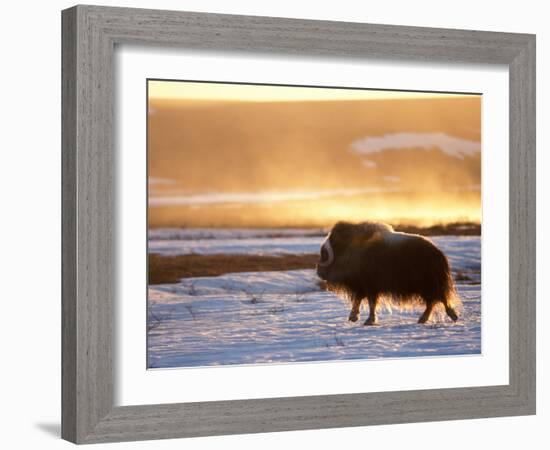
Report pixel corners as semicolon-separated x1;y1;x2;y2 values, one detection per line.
147;80;481;228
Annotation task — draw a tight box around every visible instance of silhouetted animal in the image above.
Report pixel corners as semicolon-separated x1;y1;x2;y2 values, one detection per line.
316;221;460;325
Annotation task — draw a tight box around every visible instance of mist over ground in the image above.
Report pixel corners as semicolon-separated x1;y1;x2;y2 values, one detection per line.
148;86;481;228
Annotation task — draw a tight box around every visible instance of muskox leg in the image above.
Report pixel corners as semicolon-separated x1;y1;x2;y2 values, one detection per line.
364;297;378;326
418;302;435;324
348;298;362;322
444;302;459;322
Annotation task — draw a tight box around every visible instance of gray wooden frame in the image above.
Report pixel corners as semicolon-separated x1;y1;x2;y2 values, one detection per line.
62;4;536;444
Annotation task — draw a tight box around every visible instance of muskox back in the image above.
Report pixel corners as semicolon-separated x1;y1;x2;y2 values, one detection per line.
357;232;454;305
316;221;460;325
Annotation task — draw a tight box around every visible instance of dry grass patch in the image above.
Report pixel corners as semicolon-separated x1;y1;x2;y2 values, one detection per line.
149;253;319;284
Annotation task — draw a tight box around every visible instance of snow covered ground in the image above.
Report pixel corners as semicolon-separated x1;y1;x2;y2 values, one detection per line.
149;227;326;241
147;230;481;369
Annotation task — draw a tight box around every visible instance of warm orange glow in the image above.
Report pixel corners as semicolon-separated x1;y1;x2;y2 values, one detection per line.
148;80;481;228
303;201;481;228
147;192;481;228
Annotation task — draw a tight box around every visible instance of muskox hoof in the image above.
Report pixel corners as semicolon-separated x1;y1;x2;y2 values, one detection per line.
363;317;378;326
348;313;359;322
418;313;431;324
446;307;459;322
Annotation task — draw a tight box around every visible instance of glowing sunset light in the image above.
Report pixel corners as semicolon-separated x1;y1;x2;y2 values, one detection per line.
148;80;481;228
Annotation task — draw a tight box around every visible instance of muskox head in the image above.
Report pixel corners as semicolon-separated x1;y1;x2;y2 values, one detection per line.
316;221;393;283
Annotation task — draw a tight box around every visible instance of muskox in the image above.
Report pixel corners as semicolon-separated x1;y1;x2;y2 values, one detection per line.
316;221;460;325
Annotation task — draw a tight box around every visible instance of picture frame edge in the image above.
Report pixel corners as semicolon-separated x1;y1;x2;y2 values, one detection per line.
61;4;536;444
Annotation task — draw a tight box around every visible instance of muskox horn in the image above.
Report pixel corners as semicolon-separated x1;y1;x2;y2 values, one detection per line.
318;237;334;267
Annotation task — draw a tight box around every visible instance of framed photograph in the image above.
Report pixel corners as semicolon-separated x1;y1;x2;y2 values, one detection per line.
61;5;536;444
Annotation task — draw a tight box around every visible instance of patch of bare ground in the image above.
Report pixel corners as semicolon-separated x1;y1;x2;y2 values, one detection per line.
149;253;319;284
